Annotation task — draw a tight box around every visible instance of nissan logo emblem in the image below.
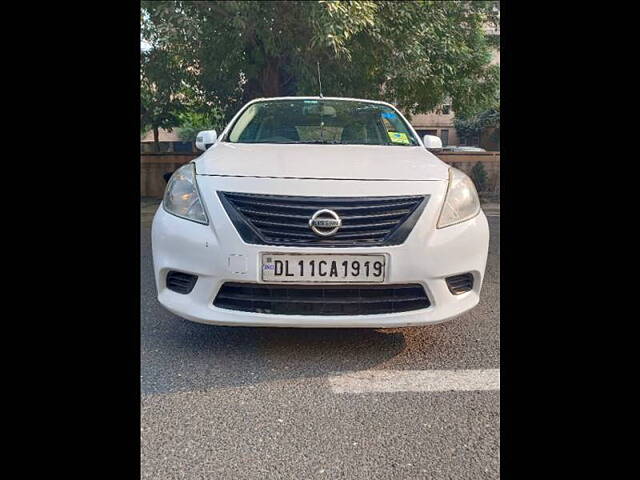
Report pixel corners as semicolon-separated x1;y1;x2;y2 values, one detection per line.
309;209;342;236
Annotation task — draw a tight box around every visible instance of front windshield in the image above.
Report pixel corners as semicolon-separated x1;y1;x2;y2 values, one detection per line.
225;99;419;146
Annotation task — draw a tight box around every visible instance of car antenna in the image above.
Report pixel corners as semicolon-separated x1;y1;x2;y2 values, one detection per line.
317;61;323;98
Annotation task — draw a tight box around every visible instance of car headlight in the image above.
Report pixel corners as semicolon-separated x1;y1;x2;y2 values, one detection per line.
437;167;481;228
163;163;208;224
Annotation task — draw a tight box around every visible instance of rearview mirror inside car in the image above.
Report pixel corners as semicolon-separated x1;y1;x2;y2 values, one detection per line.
302;104;337;117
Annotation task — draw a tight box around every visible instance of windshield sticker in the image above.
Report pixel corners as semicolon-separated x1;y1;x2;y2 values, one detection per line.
388;131;410;144
304;100;319;104
381;112;397;120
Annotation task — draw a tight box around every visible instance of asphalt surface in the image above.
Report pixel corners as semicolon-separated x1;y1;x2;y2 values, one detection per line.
141;205;500;479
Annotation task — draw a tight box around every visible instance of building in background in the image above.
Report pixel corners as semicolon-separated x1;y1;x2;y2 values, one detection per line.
411;103;458;147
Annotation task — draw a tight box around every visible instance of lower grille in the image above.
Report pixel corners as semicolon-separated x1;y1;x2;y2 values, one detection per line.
213;283;430;315
166;271;198;294
446;273;474;294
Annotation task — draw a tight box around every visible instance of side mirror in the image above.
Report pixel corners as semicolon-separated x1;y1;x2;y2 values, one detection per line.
195;130;217;151
423;134;443;150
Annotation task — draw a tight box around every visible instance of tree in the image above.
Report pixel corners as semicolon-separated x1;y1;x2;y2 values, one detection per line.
141;1;500;122
176;110;225;142
140;46;188;150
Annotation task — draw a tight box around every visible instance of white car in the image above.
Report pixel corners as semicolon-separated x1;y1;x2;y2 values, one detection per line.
152;97;489;328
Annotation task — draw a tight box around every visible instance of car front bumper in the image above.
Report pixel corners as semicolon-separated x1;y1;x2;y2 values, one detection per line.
151;177;489;328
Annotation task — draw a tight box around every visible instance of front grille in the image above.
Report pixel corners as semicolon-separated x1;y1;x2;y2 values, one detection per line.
446;273;474;294
213;283;431;315
218;192;428;247
166;271;198;294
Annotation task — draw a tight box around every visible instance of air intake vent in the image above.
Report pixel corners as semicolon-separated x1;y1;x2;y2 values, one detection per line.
166;271;198;294
218;192;428;247
213;283;430;315
446;273;474;294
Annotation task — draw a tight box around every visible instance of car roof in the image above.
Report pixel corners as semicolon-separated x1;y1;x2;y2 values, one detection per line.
247;96;397;109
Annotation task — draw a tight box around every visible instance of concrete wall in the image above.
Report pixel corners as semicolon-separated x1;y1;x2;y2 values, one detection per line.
141;153;196;198
140;152;500;198
437;152;500;193
141;141;197;153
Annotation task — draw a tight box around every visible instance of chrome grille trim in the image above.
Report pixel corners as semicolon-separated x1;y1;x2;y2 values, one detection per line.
218;192;429;247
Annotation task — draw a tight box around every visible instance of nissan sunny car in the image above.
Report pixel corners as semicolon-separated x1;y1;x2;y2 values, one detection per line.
151;97;489;328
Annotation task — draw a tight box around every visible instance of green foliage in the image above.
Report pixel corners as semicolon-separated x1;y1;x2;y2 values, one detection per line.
489;126;500;145
477;108;500;129
176;111;225;142
470;162;489;192
141;1;500;122
140;46;187;140
453;117;482;143
454;108;500;144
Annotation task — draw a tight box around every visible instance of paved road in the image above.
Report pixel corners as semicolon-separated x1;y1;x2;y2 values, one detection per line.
141;208;500;479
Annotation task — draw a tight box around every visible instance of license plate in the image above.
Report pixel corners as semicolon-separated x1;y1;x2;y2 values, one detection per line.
261;253;386;283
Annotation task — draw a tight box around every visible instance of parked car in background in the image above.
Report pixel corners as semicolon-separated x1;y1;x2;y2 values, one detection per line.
152;96;489;328
442;146;487;152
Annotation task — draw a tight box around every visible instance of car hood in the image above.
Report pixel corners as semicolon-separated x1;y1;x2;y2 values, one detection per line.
194;143;450;181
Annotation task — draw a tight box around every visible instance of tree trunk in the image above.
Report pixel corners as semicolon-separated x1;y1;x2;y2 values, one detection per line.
153;126;160;153
260;59;281;97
